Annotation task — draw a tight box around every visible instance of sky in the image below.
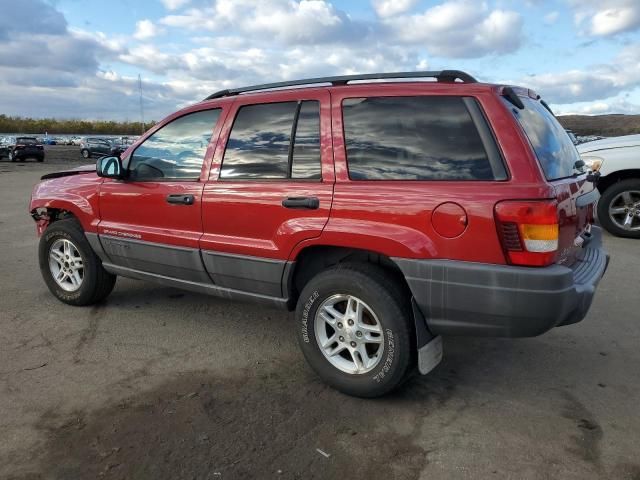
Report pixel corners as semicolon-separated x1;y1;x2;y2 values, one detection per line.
0;0;639;121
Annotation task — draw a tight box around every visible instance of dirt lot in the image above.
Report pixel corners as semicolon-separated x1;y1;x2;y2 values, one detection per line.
1;152;639;479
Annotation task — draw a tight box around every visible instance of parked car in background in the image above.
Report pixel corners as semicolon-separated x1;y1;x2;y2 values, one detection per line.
0;137;10;157
30;70;608;397
579;134;640;238
5;137;44;162
79;137;125;159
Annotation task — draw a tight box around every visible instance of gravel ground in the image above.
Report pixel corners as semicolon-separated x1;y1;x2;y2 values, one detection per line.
1;156;639;480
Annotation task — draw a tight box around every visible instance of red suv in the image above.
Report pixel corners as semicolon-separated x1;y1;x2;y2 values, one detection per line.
30;71;609;397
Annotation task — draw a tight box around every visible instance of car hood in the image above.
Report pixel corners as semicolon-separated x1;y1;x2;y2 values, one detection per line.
577;134;640;154
40;164;96;180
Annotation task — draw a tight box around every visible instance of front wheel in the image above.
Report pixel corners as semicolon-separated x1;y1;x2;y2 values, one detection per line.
296;263;414;397
597;179;640;238
39;218;116;305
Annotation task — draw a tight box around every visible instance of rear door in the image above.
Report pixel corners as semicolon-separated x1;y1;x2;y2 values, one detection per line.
200;90;333;297
98;107;224;282
504;95;596;265
97;139;111;156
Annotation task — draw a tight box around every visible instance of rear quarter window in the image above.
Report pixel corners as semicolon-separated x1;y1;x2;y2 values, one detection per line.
503;96;582;180
342;96;502;181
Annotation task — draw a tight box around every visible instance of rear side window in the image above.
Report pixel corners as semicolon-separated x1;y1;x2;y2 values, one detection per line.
291;101;322;179
220;101;321;180
342;96;497;181
128;108;220;180
504;97;582;180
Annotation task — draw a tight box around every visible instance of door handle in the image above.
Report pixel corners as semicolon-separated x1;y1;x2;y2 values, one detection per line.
166;194;195;205
282;196;320;209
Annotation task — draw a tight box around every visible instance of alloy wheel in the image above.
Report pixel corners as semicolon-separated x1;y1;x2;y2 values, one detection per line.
49;239;84;292
314;294;384;374
608;190;640;231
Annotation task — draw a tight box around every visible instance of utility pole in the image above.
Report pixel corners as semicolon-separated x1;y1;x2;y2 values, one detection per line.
138;74;145;134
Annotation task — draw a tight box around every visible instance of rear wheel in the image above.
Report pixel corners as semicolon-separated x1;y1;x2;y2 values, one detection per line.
39;218;116;305
295;263;414;397
598;179;640;238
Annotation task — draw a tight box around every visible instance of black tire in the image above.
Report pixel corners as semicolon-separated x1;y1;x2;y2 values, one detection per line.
37;157;44;162
81;149;91;159
597;179;640;238
39;218;116;306
295;263;414;398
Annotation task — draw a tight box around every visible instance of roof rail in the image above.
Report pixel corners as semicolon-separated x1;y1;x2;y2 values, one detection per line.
204;70;477;100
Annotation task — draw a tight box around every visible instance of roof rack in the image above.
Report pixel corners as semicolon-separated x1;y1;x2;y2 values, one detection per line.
204;70;477;100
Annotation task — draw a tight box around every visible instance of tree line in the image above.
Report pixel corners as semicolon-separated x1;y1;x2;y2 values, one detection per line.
0;114;156;135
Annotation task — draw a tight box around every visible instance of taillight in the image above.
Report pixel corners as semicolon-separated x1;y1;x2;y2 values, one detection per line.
494;200;559;267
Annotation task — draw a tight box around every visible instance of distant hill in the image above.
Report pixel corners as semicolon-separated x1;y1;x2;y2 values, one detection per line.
557;114;640;137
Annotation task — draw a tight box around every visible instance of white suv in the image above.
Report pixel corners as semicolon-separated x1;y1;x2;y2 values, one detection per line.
579;134;640;238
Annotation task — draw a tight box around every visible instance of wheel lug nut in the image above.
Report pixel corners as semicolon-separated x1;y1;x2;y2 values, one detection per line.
347;319;354;326
337;322;343;329
356;331;363;337
350;341;357;347
339;336;345;342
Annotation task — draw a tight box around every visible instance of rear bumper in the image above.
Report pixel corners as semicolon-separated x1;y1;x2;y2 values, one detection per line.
394;226;609;337
14;151;44;159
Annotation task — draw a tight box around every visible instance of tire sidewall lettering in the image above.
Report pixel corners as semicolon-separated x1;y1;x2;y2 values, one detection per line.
373;329;395;383
301;290;319;344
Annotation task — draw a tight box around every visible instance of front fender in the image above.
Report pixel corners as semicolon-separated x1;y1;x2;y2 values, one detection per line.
30;174;102;234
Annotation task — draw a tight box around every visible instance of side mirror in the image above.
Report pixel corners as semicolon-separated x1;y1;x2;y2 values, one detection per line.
96;156;124;179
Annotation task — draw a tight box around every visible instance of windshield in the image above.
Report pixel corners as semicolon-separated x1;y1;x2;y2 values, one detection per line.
17;137;37;145
503;97;582;180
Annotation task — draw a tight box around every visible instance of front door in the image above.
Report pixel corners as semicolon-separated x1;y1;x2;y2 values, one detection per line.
200;91;334;298
98;107;223;282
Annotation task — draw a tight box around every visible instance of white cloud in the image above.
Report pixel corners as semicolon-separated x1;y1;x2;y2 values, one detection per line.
161;0;366;44
544;11;559;25
521;44;640;105
133;19;161;40
384;1;523;58
556;98;640;116
372;0;418;18
161;0;191;11
160;8;218;31
569;0;640;36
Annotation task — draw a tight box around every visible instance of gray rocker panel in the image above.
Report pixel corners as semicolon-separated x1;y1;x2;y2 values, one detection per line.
201;250;287;297
102;263;289;309
98;235;212;283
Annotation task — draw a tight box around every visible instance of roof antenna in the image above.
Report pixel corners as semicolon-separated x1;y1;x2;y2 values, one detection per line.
138;74;145;134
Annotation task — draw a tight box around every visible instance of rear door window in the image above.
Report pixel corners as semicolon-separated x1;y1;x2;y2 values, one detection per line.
503;96;582;180
220;100;321;180
342;96;501;181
